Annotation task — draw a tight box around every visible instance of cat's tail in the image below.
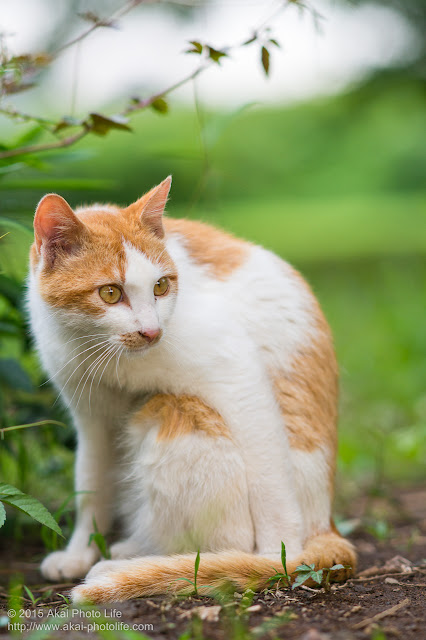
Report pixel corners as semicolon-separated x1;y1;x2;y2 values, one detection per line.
71;530;356;604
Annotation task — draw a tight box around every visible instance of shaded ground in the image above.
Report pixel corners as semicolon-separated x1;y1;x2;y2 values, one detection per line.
1;488;425;639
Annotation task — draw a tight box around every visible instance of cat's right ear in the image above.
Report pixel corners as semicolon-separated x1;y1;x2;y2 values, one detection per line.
34;194;86;262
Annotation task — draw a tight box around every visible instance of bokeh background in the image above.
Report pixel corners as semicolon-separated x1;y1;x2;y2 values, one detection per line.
0;0;425;545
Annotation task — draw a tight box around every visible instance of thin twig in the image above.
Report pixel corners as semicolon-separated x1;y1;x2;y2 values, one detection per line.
351;598;410;630
0;128;89;160
0;0;297;161
55;0;147;55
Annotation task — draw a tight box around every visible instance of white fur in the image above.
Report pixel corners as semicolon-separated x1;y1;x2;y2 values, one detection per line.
29;217;333;581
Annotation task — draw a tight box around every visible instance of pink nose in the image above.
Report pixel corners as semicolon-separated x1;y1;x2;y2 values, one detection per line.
138;328;161;343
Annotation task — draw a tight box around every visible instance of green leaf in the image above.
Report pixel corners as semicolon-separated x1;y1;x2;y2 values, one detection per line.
208;47;227;64
0;219;33;281
0;501;5;528
330;564;345;571
54;116;82;133
194;548;200;582
88;531;110;559
311;570;323;585
295;563;314;573
151;98;169;114
0;358;33;391
175;577;195;586
186;40;203;54
269;38;280;48
88;113;132;136
261;46;270;76
243;34;257;46
292;573;309;590
0;483;63;536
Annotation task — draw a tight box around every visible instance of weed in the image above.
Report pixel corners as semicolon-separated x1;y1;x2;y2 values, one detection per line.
268;541;291;589
23;585;43;607
292;562;345;592
176;549;202;595
88;517;111;559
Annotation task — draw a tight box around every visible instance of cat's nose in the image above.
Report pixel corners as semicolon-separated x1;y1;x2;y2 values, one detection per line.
138;328;161;343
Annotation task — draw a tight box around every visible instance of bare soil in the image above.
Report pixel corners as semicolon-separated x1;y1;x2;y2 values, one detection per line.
1;488;425;639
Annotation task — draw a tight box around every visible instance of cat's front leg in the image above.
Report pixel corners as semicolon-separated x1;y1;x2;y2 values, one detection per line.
41;406;117;581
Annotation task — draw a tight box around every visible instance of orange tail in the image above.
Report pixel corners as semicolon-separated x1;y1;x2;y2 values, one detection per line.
72;530;356;604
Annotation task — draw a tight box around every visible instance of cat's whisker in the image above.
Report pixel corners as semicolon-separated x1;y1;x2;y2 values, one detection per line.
86;343;121;411
54;340;111;407
115;345;125;389
77;344;117;411
65;341;113;409
96;344;121;392
40;336;110;386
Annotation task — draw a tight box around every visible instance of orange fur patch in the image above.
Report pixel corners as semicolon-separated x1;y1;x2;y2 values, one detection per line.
164;218;249;280
72;529;356;603
272;271;338;457
33;202;177;313
132;394;230;441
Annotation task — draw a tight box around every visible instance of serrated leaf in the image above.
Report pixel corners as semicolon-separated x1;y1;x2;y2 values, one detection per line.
0;483;62;536
295;563;314;573
208;47;227;64
261;46;270;76
0;501;5;528
151;98;169;114
88;113;132;136
0;358;32;391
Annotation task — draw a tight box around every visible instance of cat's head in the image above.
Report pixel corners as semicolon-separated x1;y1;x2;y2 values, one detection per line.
30;176;177;353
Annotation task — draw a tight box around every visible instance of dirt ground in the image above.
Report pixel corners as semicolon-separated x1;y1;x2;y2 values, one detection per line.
1;488;425;639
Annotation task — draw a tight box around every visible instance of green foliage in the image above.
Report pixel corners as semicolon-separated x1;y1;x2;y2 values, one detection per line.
176;548;202;595
89;518;111;559
292;563;345;592
0;482;62;535
268;541;291;589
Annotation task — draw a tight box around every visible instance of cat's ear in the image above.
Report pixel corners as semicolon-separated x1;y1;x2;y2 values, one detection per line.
34;194;86;259
130;176;172;239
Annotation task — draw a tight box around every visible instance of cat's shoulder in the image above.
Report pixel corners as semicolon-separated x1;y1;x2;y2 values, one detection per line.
163;217;250;280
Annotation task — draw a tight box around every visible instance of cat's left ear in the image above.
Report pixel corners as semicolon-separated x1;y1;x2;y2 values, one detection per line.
129;176;172;239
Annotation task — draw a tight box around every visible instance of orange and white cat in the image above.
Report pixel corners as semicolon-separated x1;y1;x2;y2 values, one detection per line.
28;177;356;603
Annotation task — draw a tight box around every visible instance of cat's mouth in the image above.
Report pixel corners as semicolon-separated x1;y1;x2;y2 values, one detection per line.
119;329;162;352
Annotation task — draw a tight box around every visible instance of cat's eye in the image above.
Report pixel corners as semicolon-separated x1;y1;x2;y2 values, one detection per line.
154;277;169;297
99;284;122;304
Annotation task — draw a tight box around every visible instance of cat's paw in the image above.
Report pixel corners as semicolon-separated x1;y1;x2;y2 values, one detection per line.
40;548;99;581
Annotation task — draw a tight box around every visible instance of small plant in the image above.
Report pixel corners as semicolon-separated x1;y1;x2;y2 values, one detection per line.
176;549;201;595
23;585;42;607
268;541;291;588
88;517;111;559
292;562;345;592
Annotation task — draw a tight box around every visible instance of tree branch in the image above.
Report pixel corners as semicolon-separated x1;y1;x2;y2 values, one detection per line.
0;0;301;161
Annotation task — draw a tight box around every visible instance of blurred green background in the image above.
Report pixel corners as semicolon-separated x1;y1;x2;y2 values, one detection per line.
0;0;425;545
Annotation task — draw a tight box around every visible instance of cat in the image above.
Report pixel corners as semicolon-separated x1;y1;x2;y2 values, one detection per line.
28;176;356;603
